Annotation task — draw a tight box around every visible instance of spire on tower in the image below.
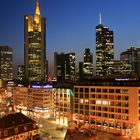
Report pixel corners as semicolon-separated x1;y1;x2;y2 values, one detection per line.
34;0;41;24
99;13;102;24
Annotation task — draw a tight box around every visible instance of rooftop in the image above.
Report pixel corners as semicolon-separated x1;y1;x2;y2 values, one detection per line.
0;112;35;129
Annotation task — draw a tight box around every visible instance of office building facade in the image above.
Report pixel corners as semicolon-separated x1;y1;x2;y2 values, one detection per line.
73;80;140;138
114;60;132;78
53;87;74;125
24;1;47;83
120;47;140;78
54;52;75;82
96;19;114;76
83;48;93;79
13;85;53;119
17;65;25;83
0;46;13;81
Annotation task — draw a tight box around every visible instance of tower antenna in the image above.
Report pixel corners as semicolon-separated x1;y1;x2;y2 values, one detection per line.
99;13;102;24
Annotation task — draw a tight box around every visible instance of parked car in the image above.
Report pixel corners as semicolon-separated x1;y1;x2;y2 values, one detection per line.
56;125;63;131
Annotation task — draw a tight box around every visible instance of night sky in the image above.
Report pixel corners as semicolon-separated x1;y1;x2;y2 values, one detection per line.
0;0;140;76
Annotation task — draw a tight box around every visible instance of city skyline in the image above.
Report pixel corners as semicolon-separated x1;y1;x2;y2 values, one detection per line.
1;0;140;76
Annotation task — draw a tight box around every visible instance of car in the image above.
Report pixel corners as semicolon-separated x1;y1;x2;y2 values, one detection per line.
56;126;63;131
79;129;84;133
40;133;52;140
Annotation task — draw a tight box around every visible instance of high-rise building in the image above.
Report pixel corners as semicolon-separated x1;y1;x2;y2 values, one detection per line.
54;52;75;82
0;46;13;81
114;60;132;78
78;62;84;81
17;65;25;83
120;47;140;78
96;14;114;76
83;48;93;78
24;0;47;83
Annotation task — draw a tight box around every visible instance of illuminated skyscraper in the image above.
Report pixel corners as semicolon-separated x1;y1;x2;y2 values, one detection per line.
0;46;13;81
96;14;114;76
54;52;75;82
24;0;47;83
120;47;140;78
83;48;93;78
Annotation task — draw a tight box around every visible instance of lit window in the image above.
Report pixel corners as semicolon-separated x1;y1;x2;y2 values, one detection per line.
80;99;84;103
85;99;89;103
15;128;18;133
33;124;36;129
24;126;27;131
4;130;8;136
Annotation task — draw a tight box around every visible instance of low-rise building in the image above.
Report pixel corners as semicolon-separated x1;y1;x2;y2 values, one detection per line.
53;86;74;125
73;79;140;138
13;85;53;119
0;112;39;140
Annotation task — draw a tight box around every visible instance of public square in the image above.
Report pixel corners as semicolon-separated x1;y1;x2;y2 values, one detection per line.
37;117;140;140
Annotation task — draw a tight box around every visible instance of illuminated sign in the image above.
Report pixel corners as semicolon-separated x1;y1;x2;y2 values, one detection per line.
32;85;53;88
115;78;129;81
33;107;50;110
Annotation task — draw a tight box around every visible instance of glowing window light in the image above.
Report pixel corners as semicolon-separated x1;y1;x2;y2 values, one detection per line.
96;100;102;105
96;100;110;105
80;99;84;103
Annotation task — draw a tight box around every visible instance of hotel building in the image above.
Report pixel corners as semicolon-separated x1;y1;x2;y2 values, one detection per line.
73;79;140;138
24;1;47;83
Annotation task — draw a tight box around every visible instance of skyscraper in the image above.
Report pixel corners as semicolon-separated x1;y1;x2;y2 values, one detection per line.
54;52;75;82
0;46;13;81
96;14;114;76
17;65;25;83
83;48;93;78
120;47;140;78
24;0;47;83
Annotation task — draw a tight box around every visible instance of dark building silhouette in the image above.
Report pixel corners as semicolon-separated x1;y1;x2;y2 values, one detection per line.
96;14;114;76
54;52;75;82
78;48;93;81
24;1;47;83
0;46;13;81
83;48;93;78
17;65;25;83
78;62;84;81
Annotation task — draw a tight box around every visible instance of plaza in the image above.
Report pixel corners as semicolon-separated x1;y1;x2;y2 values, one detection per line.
37;117;138;140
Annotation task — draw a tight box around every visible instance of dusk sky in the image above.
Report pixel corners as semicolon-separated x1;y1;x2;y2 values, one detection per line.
0;0;140;76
